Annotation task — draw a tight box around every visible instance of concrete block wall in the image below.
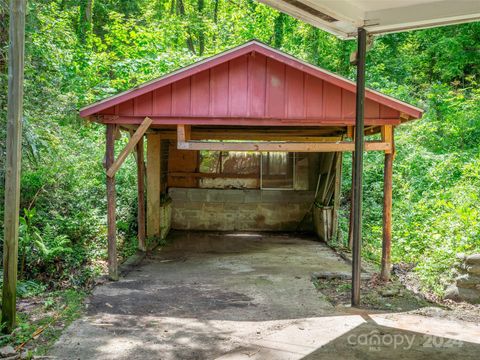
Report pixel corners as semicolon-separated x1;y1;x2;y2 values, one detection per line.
169;188;315;231
160;200;172;240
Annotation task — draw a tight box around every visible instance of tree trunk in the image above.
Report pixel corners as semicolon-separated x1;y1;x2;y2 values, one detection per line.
176;0;195;53
213;0;219;23
78;0;94;43
85;0;93;23
197;0;205;56
273;13;285;48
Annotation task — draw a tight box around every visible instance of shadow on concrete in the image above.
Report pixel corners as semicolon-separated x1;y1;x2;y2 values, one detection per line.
86;231;350;322
48;231;480;359
302;317;480;360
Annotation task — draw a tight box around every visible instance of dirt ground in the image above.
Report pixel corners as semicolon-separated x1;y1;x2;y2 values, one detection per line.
48;231;480;359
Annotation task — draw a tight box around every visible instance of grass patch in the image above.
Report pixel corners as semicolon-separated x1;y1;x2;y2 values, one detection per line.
314;274;432;312
0;288;87;357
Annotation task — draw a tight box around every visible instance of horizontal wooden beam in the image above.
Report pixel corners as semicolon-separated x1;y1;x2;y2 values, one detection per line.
101;115;402;127
119;124;156;134
169;172;259;179
106;117;152;178
176;124;390;152
159;131;342;142
177;140;391;152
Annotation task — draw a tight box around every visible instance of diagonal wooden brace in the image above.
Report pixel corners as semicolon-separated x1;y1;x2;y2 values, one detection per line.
107;117;152;178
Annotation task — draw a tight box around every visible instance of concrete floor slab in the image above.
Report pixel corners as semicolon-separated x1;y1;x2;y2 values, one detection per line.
48;232;480;359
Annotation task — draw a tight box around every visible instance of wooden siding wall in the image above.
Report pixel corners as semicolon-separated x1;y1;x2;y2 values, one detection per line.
160;140;169;194
168;143;198;188
99;52;400;122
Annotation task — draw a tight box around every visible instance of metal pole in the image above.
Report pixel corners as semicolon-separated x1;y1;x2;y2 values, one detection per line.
351;27;367;306
2;0;27;333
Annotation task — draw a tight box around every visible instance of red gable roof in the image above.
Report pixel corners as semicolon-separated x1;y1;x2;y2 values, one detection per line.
80;40;423;126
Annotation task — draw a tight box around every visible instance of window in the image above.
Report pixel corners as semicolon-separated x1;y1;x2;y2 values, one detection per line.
199;151;260;175
261;153;295;189
198;151;308;190
199;151;221;173
198;151;260;189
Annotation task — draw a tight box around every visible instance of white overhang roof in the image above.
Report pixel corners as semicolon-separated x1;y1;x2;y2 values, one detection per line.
257;0;480;39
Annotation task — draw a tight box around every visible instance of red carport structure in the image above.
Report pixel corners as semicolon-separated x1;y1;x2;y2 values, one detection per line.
80;40;423;282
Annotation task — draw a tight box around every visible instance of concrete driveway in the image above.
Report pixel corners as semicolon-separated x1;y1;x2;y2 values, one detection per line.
49;232;480;359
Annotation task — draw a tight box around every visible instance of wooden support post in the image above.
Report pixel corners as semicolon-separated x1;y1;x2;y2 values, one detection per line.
381;129;394;281
346;126;354;139
115;126;122;140
106;124;118;280
146;133;161;238
137;136;146;251
348;128;356;249
332;152;343;242
381;125;393;154
348;152;354;250
2;0;26;333
177;124;191;142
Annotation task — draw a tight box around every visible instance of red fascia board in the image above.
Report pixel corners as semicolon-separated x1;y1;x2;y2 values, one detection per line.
101;116;401;126
80;41;424;120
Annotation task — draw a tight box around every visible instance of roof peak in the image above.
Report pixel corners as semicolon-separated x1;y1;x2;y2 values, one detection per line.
80;40;423;119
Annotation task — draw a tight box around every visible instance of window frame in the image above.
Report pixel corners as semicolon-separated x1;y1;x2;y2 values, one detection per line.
260;152;296;190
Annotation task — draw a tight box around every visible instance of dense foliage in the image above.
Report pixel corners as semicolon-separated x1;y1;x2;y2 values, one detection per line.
0;0;479;295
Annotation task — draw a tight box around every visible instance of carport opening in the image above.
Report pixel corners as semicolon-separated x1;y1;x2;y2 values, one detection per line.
166;146;341;240
78;41;423;279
